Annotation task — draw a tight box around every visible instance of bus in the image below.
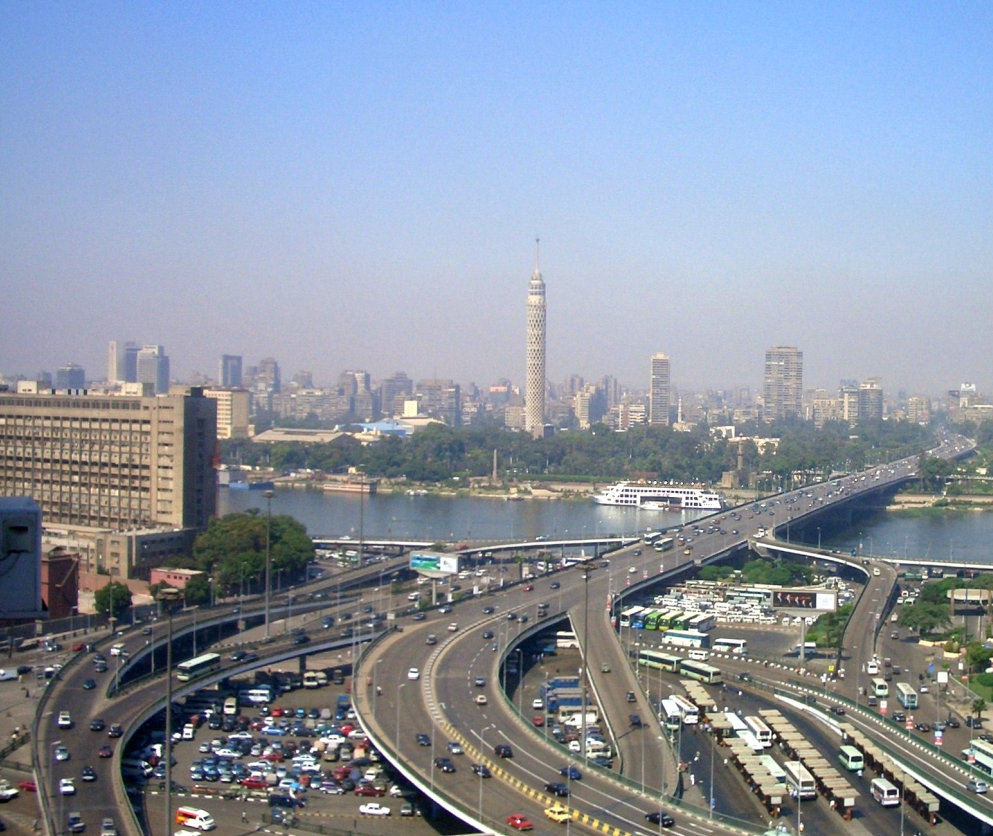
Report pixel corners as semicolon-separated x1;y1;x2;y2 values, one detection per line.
739;731;765;753
839;745;864;772
619;606;646;629
964;738;993;777
662;629;709;649
895;682;918;709
783;761;816;800
555;631;579;649
725;712;748;736
658;610;684;630
871;777;900;807
871;678;889;698
759;755;787;786
643;531;664;545
712;638;748;655
644;610;664;631
744;716;773;748
176;653;222;682
238;687;274;706
670;695;699;725
678;659;722;684
659;699;682;732
637;649;682;672
653;537;674;552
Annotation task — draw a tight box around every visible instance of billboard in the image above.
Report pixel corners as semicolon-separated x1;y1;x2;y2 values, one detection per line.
410;552;459;577
772;589;837;612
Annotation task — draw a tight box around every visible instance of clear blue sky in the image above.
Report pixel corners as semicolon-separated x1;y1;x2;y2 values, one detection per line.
2;2;990;396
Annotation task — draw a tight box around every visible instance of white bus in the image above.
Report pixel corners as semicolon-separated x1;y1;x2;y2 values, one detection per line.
739;731;765;753
670;695;699;725
871;777;900;807
659;699;682;733
759;755;787;786
839;745;864;772
744;716;773;748
712;638;748;655
556;631;580;649
965;738;993;777
895;682;918;709
725;712;748;735
237;687;274;706
175;653;222;683
783;761;816;800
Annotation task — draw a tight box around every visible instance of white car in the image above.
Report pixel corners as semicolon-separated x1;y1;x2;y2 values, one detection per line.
475;694;488;706
59;778;76;796
407;668;420;681
58;711;73;729
359;803;391;816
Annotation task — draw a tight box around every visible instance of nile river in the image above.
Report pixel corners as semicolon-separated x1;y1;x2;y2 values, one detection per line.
218;488;993;567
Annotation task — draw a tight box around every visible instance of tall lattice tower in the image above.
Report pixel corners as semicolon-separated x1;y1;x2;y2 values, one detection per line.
525;239;546;437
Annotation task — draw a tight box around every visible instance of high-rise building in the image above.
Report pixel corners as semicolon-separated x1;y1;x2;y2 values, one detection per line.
649;353;671;426
381;372;414;417
256;357;281;393
0;388;216;532
55;363;86;391
205;388;251;439
136;345;170;394
858;378;884;421
525;240;546;437
107;340;139;383
218;354;243;388
763;346;803;421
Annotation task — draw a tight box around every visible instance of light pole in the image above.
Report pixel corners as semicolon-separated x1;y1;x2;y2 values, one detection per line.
478;724;494;824
51;740;62;836
157;587;182;836
264;489;274;639
817;527;821;549
395;683;406;752
574;561;598;759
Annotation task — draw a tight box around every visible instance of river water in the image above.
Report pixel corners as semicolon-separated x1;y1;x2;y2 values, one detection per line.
218;487;993;567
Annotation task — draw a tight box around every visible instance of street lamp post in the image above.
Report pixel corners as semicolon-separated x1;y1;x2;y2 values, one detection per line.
264;489;274;639
395;683;406;753
478;724;494;824
574;561;598;760
157;587;182;836
817;527;822;549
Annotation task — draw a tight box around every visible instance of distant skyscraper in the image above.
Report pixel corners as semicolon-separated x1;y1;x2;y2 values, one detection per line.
218;354;243;388
256;357;281;393
137;345;170;395
649;353;671;426
763;346;803;421
107;340;139;383
525;240;546;436
55;363;85;391
858;378;884;422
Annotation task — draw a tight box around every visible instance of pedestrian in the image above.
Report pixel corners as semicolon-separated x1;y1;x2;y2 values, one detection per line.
242;811;248;824
689;773;696;786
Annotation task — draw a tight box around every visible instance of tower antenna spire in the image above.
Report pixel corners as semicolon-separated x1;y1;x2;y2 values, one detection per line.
535;237;540;271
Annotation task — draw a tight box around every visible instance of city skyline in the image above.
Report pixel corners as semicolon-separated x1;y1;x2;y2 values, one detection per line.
2;5;991;394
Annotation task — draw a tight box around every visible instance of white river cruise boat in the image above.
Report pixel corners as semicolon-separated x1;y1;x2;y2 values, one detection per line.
591;482;723;510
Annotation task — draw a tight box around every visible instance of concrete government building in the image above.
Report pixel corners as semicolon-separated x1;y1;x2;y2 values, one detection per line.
0;387;217;581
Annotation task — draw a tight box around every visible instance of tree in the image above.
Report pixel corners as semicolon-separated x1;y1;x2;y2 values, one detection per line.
898;600;951;637
95;581;132;619
974;697;986;726
183;574;211;607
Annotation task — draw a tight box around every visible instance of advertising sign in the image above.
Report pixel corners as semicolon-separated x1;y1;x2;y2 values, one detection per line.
772;589;838;612
410;552;459;577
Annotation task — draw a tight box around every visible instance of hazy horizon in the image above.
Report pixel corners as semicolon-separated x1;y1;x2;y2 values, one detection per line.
2;3;991;397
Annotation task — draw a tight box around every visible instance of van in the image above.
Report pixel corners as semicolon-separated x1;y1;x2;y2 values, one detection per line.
688;649;709;661
303;671;320;689
0;669;18;682
182;724;195;740
332;669;344;685
175;808;216;831
223;697;237;716
109;643;126;657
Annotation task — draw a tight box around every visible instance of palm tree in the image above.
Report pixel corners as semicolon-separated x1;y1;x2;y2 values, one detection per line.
973;697;986;727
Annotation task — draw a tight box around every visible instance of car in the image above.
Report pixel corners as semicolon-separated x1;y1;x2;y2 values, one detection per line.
447;741;463;755
589;755;613;768
416;733;431;746
550;582;560;590
967;715;983;728
867;696;878;706
359;803;391;816
831;706;846;716
645;811;675;827
407;668;420;681
55;746;70;762
18;781;36;793
354;785;386;797
80;766;96;783
97;745;113;758
947;717;961;729
425;635;437;646
968;779;989;794
915;722;931;732
100;819;116;836
544;781;569;797
438;605;453;614
447;623;459;632
560;765;582;780
229;650;246;662
240;777;267;789
58;711;73;729
472;764;491;778
108;725;123;738
506;814;534;831
412;612;426;621
434;757;455;773
482;606;495;614
630;713;643;727
495;744;513;758
544;805;571;823
919;683;929;693
737;672;753;682
89;719;106;732
67;813;85;834
482;630;494;640
532;715;544;726
625;691;637;702
59;778;76;796
474;676;487;687
523;584;534;592
82;679;96;691
475;695;488;705
292;634;310;645
892;712;906;723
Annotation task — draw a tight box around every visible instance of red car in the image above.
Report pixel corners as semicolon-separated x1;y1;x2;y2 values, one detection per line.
18;780;37;793
270;706;284;717
354;785;385;797
533;715;545;727
522;585;534;592
261;752;284;762
240;778;267;790
506;815;534;831
71;642;86;652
